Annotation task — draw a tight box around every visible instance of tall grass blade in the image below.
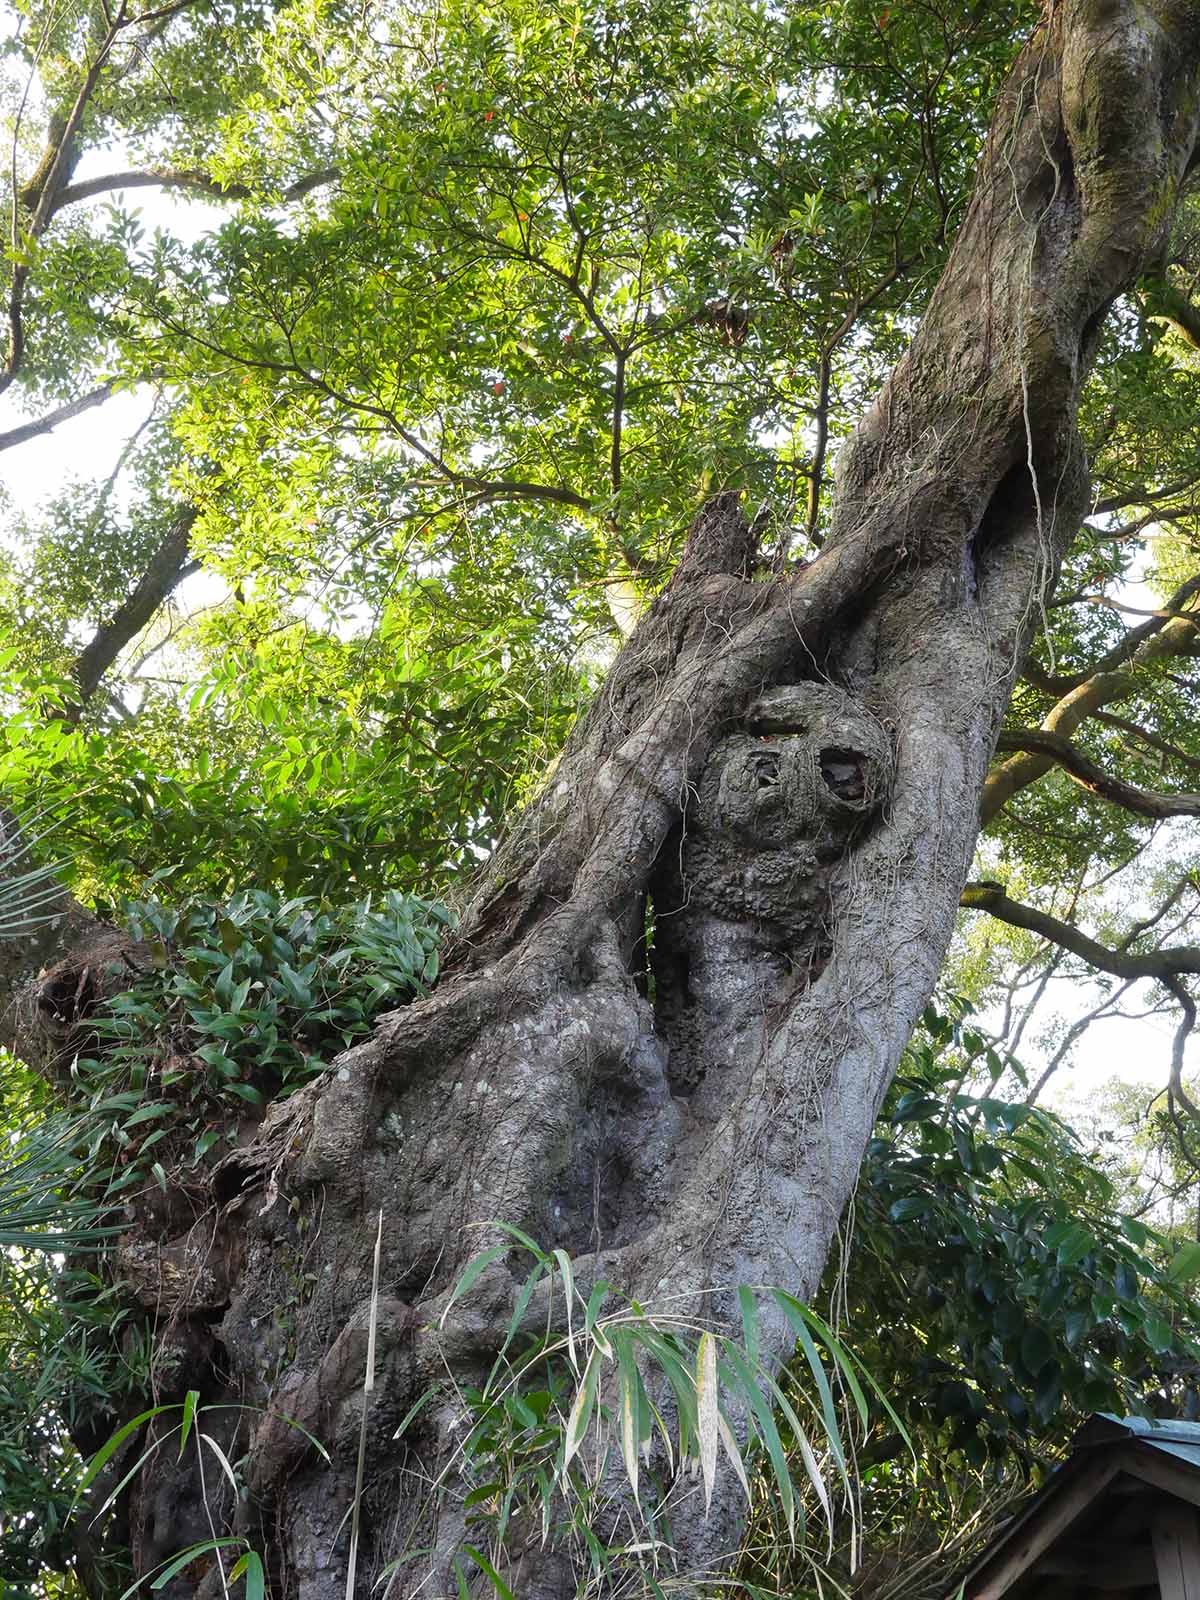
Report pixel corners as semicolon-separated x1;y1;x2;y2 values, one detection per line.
722;1344;796;1543
696;1331;719;1514
562;1346;602;1473
552;1247;577;1372
440;1244;508;1328
461;1543;517;1599
346;1208;383;1600
228;1551;266;1600
716;1409;752;1506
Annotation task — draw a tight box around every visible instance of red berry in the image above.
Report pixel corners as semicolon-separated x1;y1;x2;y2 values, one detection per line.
493;381;504;395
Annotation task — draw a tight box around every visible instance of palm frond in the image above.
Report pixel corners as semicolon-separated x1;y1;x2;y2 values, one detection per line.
0;805;72;936
0;1115;120;1250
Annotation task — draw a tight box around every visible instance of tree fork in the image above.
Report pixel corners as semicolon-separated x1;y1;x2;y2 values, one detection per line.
39;5;1200;1596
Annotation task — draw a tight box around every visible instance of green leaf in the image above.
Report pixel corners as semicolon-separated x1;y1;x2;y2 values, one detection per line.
225;1082;265;1104
584;1280;613;1357
892;1092;942;1123
1020;1326;1054;1377
439;1245;508;1328
1056;1225;1094;1268
1168;1242;1200;1284
483;1219;546;1260
738;1285;760;1370
178;1390;200;1457
1064;1309;1091;1347
775;1293;847;1476
146;1540;244;1594
73;1404;179;1508
616;1330;642;1506
721;1343;796;1541
1115;1263;1140;1302
562;1347;602;1472
122;1102;172;1129
228;1550;266;1600
490;1259;547;1380
1144;1314;1176;1352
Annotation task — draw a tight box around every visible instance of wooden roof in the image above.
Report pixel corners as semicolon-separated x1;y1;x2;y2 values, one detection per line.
957;1415;1200;1600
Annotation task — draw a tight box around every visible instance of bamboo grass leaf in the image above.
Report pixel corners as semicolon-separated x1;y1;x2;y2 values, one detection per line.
562;1346;602;1473
721;1344;796;1542
616;1329;641;1506
696;1331;719;1514
228;1551;266;1600
461;1542;517;1599
716;1408;752;1507
440;1245;509;1328
178;1390;199;1457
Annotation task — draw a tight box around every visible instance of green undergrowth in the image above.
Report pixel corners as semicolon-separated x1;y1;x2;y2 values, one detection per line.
0;886;449;1597
78;886;449;1179
853;1000;1200;1466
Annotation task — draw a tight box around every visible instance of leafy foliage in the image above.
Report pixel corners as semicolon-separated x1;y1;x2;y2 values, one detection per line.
75;886;448;1171
845;1004;1200;1472
3;0;1200;1592
0;1250;142;1600
0;625;586;907
0;888;444;1598
385;1227;904;1597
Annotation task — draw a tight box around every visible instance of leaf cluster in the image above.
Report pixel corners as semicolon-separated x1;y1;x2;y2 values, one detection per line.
846;1004;1200;1474
75;886;448;1172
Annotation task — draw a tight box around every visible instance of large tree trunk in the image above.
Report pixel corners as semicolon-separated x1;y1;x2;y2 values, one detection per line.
39;4;1200;1596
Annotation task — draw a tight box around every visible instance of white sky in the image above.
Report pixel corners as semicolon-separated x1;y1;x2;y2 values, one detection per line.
0;387;152;508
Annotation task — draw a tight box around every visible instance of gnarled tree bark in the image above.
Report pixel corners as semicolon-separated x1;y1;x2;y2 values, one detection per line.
29;4;1200;1596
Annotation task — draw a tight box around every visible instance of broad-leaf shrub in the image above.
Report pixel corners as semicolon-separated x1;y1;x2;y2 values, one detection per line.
849;1003;1200;1470
79;888;448;1168
0;887;448;1596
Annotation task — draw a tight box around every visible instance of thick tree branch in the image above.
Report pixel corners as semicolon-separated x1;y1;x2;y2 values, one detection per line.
72;507;198;703
2;12;126;397
984;582;1200;823
1141;274;1200;350
1;21;130;396
994;728;1200;819
51;165;340;212
0;382;121;451
1082;502;1200;544
1024;573;1200;697
406;475;590;510
1093;709;1200;772
961;883;1200;981
1162;977;1200;1152
1092;473;1200;517
1049;590;1200;622
2;3;229;399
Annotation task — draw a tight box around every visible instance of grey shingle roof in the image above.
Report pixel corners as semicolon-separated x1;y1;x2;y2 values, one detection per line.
953;1414;1200;1600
